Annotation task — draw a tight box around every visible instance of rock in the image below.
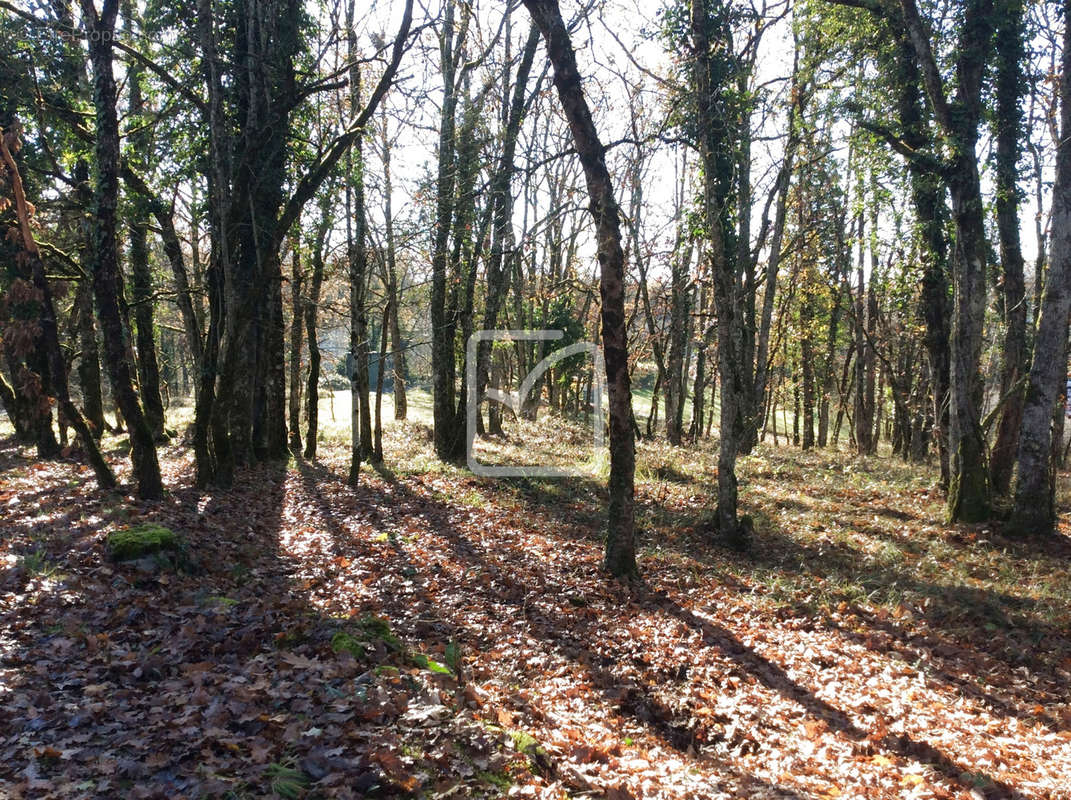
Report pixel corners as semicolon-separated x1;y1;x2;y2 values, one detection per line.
105;524;185;564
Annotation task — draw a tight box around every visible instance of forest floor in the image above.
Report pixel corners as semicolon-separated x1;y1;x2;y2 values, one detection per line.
2;399;1071;799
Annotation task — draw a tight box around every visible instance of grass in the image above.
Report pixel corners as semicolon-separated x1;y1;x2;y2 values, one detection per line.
282;380;1071;635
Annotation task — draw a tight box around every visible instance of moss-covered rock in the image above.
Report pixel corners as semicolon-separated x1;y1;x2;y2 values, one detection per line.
106;524;182;562
328;615;402;662
330;631;366;659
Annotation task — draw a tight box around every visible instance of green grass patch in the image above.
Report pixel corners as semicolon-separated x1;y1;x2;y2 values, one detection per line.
265;760;310;799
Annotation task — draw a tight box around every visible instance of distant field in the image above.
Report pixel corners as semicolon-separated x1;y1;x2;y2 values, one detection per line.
0;381;829;456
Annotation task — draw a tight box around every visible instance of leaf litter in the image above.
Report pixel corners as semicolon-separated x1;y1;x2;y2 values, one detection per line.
1;429;1070;799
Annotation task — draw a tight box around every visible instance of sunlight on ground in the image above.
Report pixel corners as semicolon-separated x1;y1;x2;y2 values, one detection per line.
3;402;1071;798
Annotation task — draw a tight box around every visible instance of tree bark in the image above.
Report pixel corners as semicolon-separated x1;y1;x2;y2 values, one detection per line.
75;273;105;437
380;115;408;421
524;0;637;577
303;203;330;459
801;291;816;450
123;19;166;441
81;0;163;499
989;0;1028;496
121;166;204;382
0;127;116;490
691;0;749;549
899;0;994;521
431;0;465;461
288;242;303;454
892;33;953;488
1008;0;1071;536
373;302;388;463
853;209;874;455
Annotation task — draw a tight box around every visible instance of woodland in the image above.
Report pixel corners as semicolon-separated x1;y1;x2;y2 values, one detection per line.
2;0;1071;797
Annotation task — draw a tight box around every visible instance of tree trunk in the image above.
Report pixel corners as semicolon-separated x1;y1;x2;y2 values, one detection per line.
792;353;800;447
853;210;873;455
690;285;711;440
122;165;204;384
899;0;994;521
81;0;162;499
0;126;116;490
380;115;408;421
691;0;749;549
346;0;374;483
431;0;464;461
261;253;290;460
989;0;1028;496
894;33;952;487
288;243;304;453
124;34;166;441
374;303;388;463
75;271;105;437
303;203;330;459
817;292;841;450
1008;1;1071;536
801;298;816;451
524;0;637;577
665;161;692;445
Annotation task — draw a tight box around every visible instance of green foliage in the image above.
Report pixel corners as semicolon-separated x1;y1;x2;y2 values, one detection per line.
444;639;461;674
329;614;403;662
478;769;513;791
409;652;452;674
17;549;55;578
660;0;747;256
357;615;401;650
534;297;587;379
266;760;310;799
509;730;541;755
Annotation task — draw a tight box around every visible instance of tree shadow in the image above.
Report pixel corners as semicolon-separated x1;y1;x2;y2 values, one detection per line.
501;466;1067;790
740;508;1071;730
508;468;1071;735
0;445;453;797
304;459;1037;799
289;456;814;798
0;430;1058;799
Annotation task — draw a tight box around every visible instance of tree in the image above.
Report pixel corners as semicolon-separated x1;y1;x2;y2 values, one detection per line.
988;0;1029;496
80;0;164;500
522;0;637;578
379;110;408;421
288;239;304;454
688;0;750;548
1008;0;1071;536
192;0;412;487
430;0;467;462
831;0;996;519
346;0;374;485
303;197;332;460
0;125;116;491
122;0;167;441
898;0;994;521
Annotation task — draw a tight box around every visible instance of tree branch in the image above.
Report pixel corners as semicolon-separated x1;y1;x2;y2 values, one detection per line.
274;0;415;246
897;0;954;133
